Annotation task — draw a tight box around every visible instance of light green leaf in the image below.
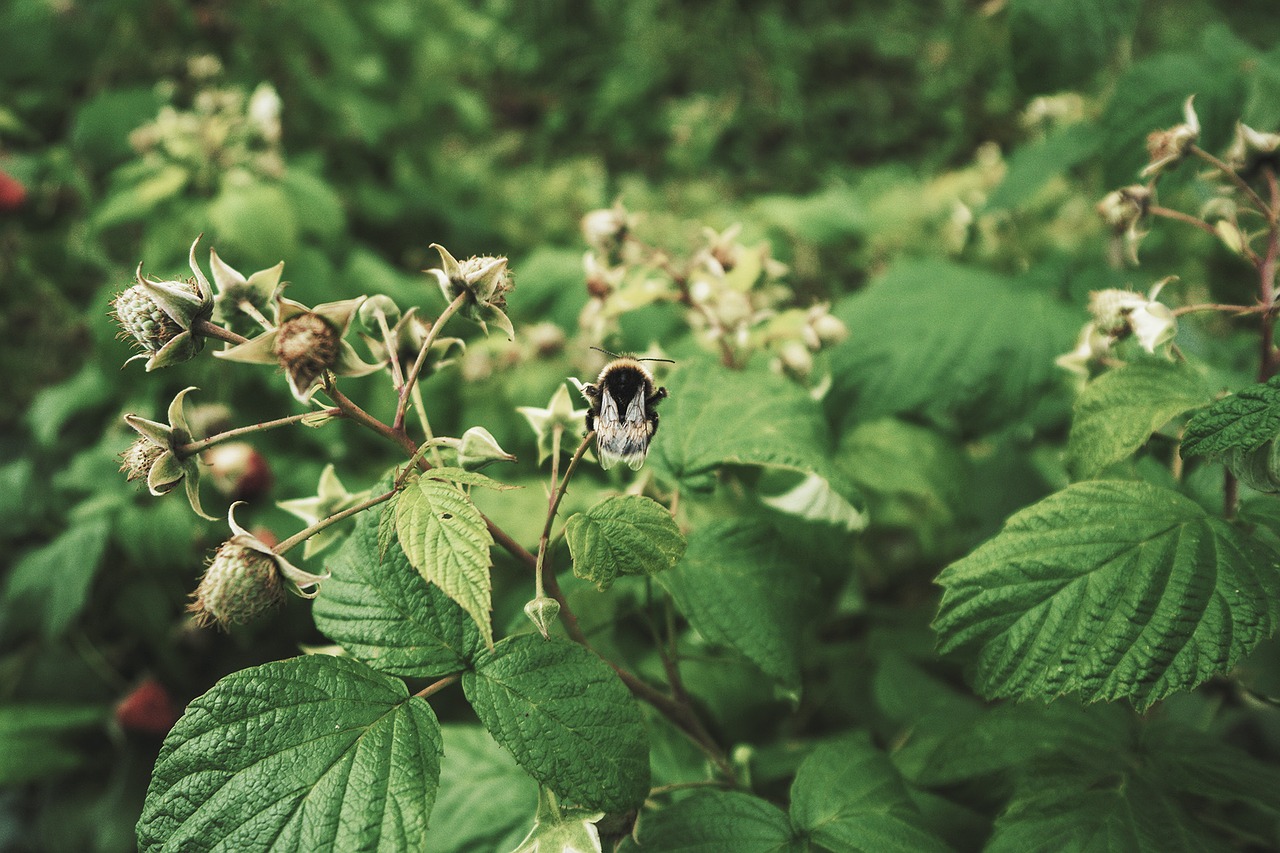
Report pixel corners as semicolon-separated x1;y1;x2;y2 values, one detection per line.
92;163;190;229
314;494;481;677
280;168;346;239
986;771;1226;853
3;514;112;638
986;124;1099;210
828;260;1078;434
209;181;299;266
421;466;520;490
396;476;494;649
649;360;865;531
1068;362;1212;478
0;704;104;785
658;520;815;691
1008;0;1140;95
462;635;648;813
934;481;1280;709
1182;375;1280;459
789;733;949;853
378;491;399;561
425;726;538;853
137;655;443;853
626;791;799;853
566;495;686;590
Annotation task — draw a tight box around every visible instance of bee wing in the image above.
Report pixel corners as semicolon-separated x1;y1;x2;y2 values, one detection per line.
599;387;619;423
624;388;646;424
598;443;624;470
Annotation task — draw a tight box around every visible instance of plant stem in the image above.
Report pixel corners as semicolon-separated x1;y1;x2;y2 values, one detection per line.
193;318;248;346
1258;167;1280;381
1190;144;1273;219
1171;303;1259;317
179;409;339;456
377;309;406;391
1149;204;1219;238
324;379;417;456
534;430;589;602
414;673;461;700
274;488;397;555
394;291;468;431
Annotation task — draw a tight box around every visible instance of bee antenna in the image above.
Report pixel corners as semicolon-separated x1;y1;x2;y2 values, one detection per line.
590;346;622;359
637;357;676;364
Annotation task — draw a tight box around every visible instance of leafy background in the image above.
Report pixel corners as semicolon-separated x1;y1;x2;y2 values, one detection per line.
4;0;1280;850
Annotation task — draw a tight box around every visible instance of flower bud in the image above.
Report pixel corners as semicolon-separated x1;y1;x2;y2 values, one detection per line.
1096;186;1151;235
114;283;191;358
581;201;631;255
113;238;215;371
457;426;517;470
1141;95;1199;178
1225;123;1280;177
189;540;285;628
809;311;848;347
778;340;814;377
523;595;561;640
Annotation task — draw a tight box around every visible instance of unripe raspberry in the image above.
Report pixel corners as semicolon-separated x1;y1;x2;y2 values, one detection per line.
204;441;273;501
274;312;340;395
114;285;186;355
189;540;285;628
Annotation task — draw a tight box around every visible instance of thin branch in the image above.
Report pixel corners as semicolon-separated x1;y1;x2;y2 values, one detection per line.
1171;302;1259;317
1190;144;1273;220
1148;204;1219;239
394;291;468;431
274;488;397;555
323;379;417;456
193;318;248;346
534;430;591;601
179;409;340;456
414;673;461;700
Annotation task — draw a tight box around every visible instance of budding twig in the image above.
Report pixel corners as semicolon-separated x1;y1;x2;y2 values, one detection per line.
179;409;340;456
394;290;468;431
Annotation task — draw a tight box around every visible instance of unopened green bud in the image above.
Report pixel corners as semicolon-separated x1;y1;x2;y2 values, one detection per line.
523;595;561;640
189;541;285;628
457;426;516;471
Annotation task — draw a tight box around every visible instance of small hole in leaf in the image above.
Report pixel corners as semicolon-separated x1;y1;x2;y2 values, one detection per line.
441;513;453;519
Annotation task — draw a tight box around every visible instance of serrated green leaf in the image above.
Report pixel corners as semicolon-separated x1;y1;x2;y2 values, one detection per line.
566;495;686;590
789;732;949;853
396;476;494;649
1142;720;1280;818
377;491;399;561
462;635;648;813
1008;0;1139;95
422;466;520;490
934;481;1280;709
649;360;865;531
3;515;111;638
425;726;538;853
658;520;815;691
137;655;443;853
625;791;799;853
986;770;1227;853
1182;375;1280;459
314;495;481;677
828;260;1078;434
1069;362;1212;478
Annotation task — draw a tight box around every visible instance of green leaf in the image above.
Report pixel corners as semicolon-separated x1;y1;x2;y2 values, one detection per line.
934;480;1280;709
396;476;494;649
1182;375;1280;459
3;514;111;638
649;360;865;531
462;635;648;813
1142;719;1280;818
986;123;1100;210
137;655;443;853
986;771;1226;853
314;495;481;677
92;163;190;229
789;732;949;853
26;364;113;446
280;168;346;239
828;260;1078;434
1069;362;1212;477
565;495;686;590
626;791;799;853
0;704;104;785
209;181;299;267
1007;0;1140;95
658;520;815;691
425;726;538;853
421;466;520;490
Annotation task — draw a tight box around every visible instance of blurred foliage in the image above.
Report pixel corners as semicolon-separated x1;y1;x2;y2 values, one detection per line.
5;0;1280;850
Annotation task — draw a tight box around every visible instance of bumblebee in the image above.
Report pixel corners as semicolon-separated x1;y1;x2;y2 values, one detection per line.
579;350;671;470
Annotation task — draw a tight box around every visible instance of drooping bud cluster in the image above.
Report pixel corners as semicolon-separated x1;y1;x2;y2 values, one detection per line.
122;387;215;519
1058;279;1178;375
1141;95;1200;179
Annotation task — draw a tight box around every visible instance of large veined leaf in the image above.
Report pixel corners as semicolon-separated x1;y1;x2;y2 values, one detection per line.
1068;361;1212;478
789;733;949;853
462;635;648;813
396;475;494;649
137;655;443;853
425;726;538;853
624;791;799;853
658;520;816;691
1181;374;1280;459
934;480;1280;709
648;360;865;531
314;496;481;677
827;260;1077;434
565;495;686;590
1007;0;1140;95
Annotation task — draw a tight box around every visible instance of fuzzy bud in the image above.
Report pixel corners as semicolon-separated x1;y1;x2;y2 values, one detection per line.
1096;186;1151;235
114;284;188;357
809;311;848;347
275;313;340;395
189;541;285;628
456;426;517;471
1141;95;1200;178
120;437;167;485
778;340;814;377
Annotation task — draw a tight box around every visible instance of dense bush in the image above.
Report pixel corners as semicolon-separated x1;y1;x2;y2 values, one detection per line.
4;1;1280;850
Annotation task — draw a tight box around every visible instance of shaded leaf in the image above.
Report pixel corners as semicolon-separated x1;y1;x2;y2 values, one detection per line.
566;495;686;590
626;791;799;853
1182;374;1280;459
